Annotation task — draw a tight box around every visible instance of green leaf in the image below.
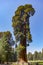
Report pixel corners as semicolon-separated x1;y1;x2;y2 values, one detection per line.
24;8;35;16
27;32;32;42
15;45;25;52
12;15;20;21
15;10;21;16
24;4;32;9
17;6;24;11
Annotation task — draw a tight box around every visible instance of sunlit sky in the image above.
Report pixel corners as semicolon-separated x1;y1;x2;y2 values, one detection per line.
0;0;43;53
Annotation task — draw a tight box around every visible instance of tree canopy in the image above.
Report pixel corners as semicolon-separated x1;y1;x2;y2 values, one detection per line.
0;31;15;46
12;4;35;44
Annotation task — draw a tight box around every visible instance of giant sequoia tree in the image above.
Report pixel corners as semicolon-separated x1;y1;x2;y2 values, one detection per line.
12;4;35;62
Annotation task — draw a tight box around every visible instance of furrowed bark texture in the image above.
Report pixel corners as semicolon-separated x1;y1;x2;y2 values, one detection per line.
19;19;27;62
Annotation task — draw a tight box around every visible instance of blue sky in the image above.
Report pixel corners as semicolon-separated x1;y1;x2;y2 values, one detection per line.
0;0;43;53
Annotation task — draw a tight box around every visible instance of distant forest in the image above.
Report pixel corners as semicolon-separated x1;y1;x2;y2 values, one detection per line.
27;48;43;60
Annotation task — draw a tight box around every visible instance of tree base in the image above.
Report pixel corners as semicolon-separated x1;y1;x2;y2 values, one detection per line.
12;62;30;65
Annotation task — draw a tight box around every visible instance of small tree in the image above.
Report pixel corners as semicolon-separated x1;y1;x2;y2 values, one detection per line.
33;51;38;60
41;48;43;60
0;31;15;63
27;52;33;60
12;4;35;62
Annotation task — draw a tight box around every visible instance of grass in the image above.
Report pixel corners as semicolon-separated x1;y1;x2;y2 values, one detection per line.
28;60;43;65
10;61;43;65
28;60;43;62
39;62;43;65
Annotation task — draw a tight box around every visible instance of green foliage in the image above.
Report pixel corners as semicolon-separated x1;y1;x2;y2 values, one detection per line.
33;51;38;60
15;10;21;16
41;49;43;60
12;4;35;44
24;4;32;8
15;4;35;17
15;32;25;41
27;49;43;61
27;52;33;60
14;44;25;60
15;44;25;52
0;32;15;63
17;6;24;11
21;13;27;21
12;20;21;28
12;16;20;21
0;35;11;62
24;8;35;16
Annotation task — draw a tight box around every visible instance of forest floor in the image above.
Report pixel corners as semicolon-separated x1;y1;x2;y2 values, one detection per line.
11;60;43;65
28;60;43;62
0;60;43;65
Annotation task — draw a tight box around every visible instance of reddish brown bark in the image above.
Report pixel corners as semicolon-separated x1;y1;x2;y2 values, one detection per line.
19;19;27;62
19;39;27;62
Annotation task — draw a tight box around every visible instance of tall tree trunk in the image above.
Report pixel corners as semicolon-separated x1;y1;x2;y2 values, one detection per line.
19;19;27;62
19;39;27;62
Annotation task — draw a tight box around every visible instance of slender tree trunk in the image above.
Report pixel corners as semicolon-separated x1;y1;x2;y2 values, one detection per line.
19;19;27;62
